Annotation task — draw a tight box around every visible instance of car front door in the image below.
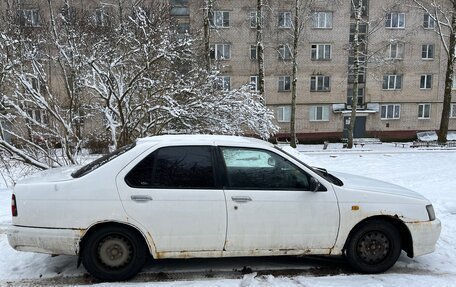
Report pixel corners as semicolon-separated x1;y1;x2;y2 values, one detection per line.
116;145;227;253
220;146;339;252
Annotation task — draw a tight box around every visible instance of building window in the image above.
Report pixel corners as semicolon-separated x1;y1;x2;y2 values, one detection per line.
453;74;456;89
420;74;432;89
177;23;190;33
278;76;291;92
278;11;292;28
60;5;76;22
210;11;229;28
348;56;366;83
312;12;332;29
27;109;49;124
30;78;41;92
278;44;292;60
309;106;329;121
170;7;190;16
250;11;258;28
277;106;291;122
382;75;402;90
170;0;189;5
418;104;431;119
423;13;435;29
381;104;401;119
210;44;231;60
21;9;40;27
95;8;110;27
310;76;330;92
311;44;331;60
216;76;231;91
385;12;405;28
387;42;404;59
347;86;365;106
422;44;434;59
451;104;456;118
250;45;257;60
250;75;259;92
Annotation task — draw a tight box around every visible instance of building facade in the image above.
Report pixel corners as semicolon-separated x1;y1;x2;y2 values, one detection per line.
2;0;456;144
175;0;456;142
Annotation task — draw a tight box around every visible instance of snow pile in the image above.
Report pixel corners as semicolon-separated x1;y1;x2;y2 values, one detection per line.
447;131;456;141
416;131;438;142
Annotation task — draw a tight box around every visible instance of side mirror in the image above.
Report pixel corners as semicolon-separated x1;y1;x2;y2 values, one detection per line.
309;177;325;192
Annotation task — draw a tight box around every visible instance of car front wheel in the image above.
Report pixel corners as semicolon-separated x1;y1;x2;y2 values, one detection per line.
81;226;147;281
345;220;401;273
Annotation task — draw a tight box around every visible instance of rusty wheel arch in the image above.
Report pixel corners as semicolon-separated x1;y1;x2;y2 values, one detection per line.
77;221;153;268
343;215;414;258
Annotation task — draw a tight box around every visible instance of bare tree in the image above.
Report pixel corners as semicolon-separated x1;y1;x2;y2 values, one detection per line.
0;0;277;169
347;0;364;149
0;1;86;169
344;1;415;148
202;0;213;71
87;3;278;148
257;0;266;97
289;0;317;148
289;0;300;148
85;4;187;148
409;0;456;143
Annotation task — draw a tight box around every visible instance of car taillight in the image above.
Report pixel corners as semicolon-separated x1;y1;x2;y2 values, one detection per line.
12;194;17;217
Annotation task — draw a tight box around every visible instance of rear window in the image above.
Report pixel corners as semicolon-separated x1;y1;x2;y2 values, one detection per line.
71;143;135;178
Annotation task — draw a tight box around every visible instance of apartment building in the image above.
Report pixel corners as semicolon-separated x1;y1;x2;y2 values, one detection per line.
175;0;456;142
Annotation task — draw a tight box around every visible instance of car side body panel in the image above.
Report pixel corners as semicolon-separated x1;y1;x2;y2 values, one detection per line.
330;183;441;256
8;225;82;255
10;142;154;229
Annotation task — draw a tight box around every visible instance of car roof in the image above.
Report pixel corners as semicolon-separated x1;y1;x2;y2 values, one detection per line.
136;134;273;147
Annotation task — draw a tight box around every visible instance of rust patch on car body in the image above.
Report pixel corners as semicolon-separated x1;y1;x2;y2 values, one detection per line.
145;231;159;257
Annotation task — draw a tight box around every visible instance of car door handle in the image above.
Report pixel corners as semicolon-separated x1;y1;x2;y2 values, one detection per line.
131;195;153;202
231;196;252;203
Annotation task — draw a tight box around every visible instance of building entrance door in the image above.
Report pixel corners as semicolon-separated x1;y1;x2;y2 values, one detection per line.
343;116;366;138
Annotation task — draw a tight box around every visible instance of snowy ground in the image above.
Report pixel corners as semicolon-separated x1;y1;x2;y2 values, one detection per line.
0;142;455;286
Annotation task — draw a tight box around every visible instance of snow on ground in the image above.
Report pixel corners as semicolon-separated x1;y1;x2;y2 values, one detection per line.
0;142;456;286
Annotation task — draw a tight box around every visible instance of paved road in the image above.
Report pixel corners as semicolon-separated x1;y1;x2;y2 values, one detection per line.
0;255;352;286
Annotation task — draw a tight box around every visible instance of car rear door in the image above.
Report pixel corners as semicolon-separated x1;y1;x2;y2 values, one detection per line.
116;145;227;253
219;146;340;252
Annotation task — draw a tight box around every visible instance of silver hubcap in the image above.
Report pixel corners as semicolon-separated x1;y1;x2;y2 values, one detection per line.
98;235;132;269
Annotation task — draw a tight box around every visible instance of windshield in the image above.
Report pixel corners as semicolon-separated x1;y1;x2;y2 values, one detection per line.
275;145;343;186
71;143;136;178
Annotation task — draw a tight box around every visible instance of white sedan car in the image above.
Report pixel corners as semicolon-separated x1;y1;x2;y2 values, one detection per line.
8;135;441;281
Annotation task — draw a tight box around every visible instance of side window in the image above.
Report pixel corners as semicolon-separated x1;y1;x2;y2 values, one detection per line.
125;146;215;189
125;153;155;187
220;147;310;190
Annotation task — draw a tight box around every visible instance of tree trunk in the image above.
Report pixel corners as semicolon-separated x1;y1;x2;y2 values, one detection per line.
257;0;265;97
438;1;456;144
347;1;363;149
290;0;299;148
203;0;212;71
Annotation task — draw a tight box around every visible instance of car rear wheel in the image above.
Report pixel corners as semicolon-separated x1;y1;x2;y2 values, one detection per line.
345;220;401;273
81;226;147;281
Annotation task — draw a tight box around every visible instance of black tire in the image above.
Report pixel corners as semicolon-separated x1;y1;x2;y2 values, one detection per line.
81;226;147;281
345;220;401;273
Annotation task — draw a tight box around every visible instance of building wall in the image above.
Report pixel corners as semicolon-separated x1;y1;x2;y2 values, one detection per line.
2;0;456;143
